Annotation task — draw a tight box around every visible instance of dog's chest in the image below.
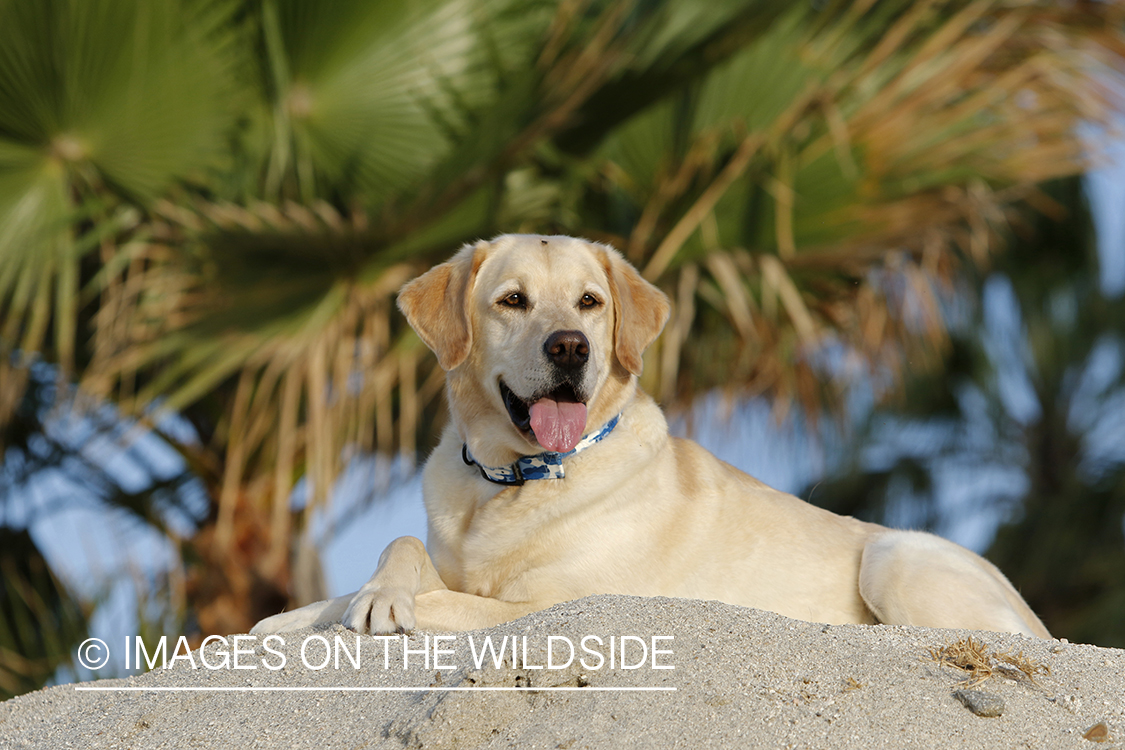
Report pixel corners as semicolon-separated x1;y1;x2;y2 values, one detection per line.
452;482;605;600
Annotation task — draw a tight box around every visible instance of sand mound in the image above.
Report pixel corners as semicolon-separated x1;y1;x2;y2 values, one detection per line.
2;595;1121;748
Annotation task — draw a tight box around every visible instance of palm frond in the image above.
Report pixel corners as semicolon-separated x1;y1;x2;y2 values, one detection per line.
0;0;243;422
591;0;1123;413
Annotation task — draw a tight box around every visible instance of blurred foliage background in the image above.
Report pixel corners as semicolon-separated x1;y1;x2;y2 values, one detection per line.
1;0;1124;696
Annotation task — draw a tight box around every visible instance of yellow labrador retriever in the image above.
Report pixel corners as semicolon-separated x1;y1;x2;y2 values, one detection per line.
252;234;1049;638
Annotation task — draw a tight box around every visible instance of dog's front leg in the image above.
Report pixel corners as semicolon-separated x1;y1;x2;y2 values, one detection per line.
249;536;442;636
341;536;448;634
343;536;542;633
412;590;540;631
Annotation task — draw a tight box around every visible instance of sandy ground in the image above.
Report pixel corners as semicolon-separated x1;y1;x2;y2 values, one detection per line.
2;595;1122;749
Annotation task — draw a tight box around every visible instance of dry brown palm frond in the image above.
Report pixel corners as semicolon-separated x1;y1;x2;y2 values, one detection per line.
80;198;437;566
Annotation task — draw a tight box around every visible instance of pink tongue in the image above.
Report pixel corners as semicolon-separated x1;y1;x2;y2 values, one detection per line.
529;398;588;453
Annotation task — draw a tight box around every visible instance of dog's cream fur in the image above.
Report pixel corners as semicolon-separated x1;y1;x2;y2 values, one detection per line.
252;234;1049;638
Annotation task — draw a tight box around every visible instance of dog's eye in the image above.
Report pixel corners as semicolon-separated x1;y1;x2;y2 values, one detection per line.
579;293;601;309
499;292;527;309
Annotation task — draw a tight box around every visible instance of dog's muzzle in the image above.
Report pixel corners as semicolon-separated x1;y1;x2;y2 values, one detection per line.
499;330;594;453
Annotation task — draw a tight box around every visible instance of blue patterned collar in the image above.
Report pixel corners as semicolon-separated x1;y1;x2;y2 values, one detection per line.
462;413;622;486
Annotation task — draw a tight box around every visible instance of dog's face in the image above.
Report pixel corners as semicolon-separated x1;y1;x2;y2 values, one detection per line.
471;237;614;454
398;235;669;465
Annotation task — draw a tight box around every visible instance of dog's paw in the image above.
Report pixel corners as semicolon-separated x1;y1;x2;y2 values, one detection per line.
250;608;319;635
342;586;416;634
250;594;353;635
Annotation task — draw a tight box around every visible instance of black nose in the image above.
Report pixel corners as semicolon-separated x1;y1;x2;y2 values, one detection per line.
544;330;589;371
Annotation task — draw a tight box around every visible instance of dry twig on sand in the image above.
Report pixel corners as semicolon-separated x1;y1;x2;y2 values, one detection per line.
929;638;1050;687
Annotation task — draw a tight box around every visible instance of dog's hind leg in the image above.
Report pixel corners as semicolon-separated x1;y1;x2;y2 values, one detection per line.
858;530;1050;637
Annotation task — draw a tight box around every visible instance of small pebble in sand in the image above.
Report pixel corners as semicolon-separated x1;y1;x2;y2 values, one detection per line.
1083;722;1110;743
952;689;1005;718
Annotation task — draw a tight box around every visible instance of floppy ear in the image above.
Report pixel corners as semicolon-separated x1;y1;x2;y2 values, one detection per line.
397;242;484;371
601;246;670;377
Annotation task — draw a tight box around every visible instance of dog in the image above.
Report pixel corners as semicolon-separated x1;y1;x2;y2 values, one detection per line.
251;234;1049;638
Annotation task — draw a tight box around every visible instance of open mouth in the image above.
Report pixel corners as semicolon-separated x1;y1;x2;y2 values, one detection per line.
500;380;533;432
500;380;588;453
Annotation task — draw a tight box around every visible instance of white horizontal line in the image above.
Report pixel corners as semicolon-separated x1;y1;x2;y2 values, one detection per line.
74;686;675;693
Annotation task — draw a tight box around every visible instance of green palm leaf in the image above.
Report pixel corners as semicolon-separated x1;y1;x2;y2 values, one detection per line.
259;0;555;202
0;0;243;418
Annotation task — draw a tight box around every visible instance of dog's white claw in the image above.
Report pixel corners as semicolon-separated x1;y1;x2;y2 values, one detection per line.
342;587;416;634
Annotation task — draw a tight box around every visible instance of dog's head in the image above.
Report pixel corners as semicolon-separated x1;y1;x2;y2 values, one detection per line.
398;234;669;465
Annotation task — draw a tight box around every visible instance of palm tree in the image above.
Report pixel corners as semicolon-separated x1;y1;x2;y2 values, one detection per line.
1;0;1121;650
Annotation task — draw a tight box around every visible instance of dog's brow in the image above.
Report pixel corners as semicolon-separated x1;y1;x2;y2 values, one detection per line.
489;279;524;297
